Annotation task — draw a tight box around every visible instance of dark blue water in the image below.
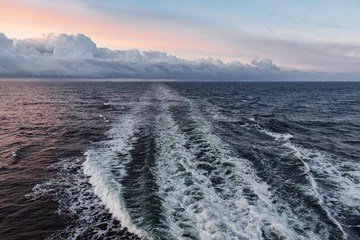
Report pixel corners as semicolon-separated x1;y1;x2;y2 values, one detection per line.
0;81;359;240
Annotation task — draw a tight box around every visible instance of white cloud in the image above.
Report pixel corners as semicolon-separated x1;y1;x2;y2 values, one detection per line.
0;33;357;81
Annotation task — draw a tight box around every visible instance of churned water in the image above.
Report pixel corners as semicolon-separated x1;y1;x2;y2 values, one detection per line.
1;81;359;240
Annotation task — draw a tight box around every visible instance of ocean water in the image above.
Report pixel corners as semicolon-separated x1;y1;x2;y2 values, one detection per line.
0;81;359;240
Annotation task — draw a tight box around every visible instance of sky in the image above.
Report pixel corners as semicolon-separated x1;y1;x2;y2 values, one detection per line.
0;0;359;80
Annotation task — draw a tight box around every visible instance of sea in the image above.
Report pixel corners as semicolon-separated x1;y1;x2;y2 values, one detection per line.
0;81;359;240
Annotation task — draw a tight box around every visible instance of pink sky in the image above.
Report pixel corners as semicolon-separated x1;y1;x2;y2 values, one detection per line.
1;0;359;72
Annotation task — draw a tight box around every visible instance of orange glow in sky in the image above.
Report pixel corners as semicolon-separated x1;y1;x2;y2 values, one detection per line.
1;0;359;72
0;0;251;62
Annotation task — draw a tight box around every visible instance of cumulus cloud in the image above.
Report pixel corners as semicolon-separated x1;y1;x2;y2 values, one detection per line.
0;33;356;80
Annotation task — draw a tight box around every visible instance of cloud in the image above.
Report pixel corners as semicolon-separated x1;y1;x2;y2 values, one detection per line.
251;57;280;71
0;33;357;81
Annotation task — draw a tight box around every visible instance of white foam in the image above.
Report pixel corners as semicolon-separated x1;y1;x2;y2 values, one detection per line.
259;127;350;238
151;86;322;240
299;147;360;215
11;147;22;158
83;92;154;238
259;128;294;142
99;114;109;122
203;102;240;123
11;151;17;157
26;157;132;240
28;83;354;240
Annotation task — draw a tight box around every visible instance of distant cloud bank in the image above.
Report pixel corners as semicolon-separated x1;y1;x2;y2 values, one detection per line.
0;33;356;81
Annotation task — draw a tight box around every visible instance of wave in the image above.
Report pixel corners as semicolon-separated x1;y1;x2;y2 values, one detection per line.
25;157;137;240
81;84;355;239
189;95;351;239
83;90;153;237
255;127;354;239
297;147;360;231
151;86;326;240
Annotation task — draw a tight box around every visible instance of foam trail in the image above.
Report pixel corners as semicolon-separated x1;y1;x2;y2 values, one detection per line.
298;148;360;212
26;157;137;239
82;84;346;239
152;86;323;240
258;128;350;239
203;99;357;237
298;147;360;237
83;92;152;238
